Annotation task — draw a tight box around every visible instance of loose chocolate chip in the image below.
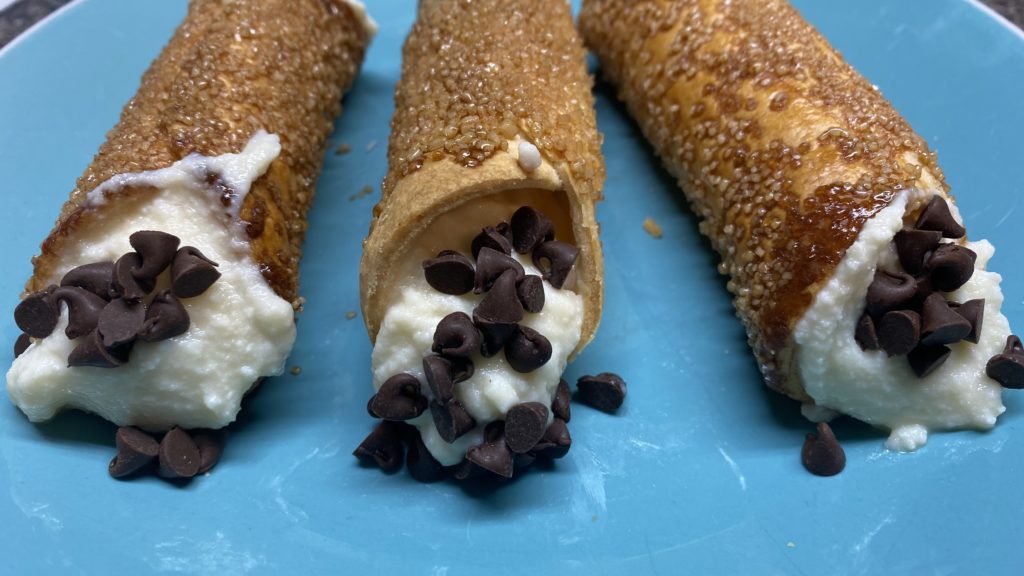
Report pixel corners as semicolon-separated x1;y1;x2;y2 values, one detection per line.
171;246;221;298
505;402;550;454
51;286;107;340
920;293;971;346
908;344;951;378
137;290;190;342
423;355;456;403
577;373;627;413
158;427;201;479
878;310;921;357
368;373;428;421
855;314;880;351
67;329;131;368
474;269;524;324
60;261;114;300
517;275;545;313
466;422;514;478
532;241;579;290
97;298;146;348
986;335;1024;389
112;253;154;301
531;418;571;459
510;206;555;254
13;285;59;338
473;311;517;357
474;247;525;293
431;311;481;358
353;421;405;473
915;195;966;239
405;430;446;483
129;230;180;282
894;228;942;275
552;378;571;422
192;429;226;474
108;426;160;479
14;333;31;358
926;243;976;293
952;299;985;344
471;224;513;259
865;271;917;317
801;422;846;477
505;325;553;373
422;250;475;295
430;398;476;443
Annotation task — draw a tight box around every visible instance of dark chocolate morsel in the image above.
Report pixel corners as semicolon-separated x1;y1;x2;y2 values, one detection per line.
129;230;181;282
192;429;226;474
531;418;571;459
14;333;31;358
505;325;553;373
158;427;201;479
423;355;456;403
97;298;146;348
854;314;880;351
112;252;154;301
986;335;1024;389
471;224;513;259
915;195;966;239
405;430;446;483
368;373;428;421
532;241;579;290
422;251;475;295
138;290;190;342
473;311;517;357
108;426;160;479
894;228;942;275
577;373;627;413
466;422;514;478
878;310;921;357
171;246;221;298
517;275;545;313
431;311;481;358
353;421;405;473
60;261;114;300
920;293;971;346
952;299;985;344
474;247;525;293
505;402;550;454
510;206;555;254
801;422;846;477
67;329;131;368
552;378;571;422
865;271;917;318
51;286;107;340
429;398;476;443
474;269;524;324
926;243;976;293
14;285;59;338
908;344;951;378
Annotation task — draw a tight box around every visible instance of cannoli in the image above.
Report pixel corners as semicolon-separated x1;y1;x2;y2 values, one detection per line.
8;0;373;450
580;0;1021;450
357;0;605;478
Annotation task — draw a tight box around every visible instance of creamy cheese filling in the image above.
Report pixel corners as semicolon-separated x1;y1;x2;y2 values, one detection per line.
6;132;296;431
794;190;1009;451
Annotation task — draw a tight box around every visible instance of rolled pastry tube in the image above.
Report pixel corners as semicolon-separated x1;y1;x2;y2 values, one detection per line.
360;0;604;470
7;0;373;431
580;0;1015;450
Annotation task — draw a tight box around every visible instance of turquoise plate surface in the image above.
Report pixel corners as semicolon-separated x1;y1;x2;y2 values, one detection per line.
1;1;1023;573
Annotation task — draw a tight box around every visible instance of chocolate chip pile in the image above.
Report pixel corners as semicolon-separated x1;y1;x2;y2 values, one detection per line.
355;206;627;483
13;230;220;367
108;425;225;481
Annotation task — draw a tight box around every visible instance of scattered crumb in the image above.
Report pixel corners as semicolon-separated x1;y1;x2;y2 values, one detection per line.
643;217;663;239
366;139;378;152
346;310;357;320
335;143;352;155
786;542;796;549
290;365;303;376
291;296;306;312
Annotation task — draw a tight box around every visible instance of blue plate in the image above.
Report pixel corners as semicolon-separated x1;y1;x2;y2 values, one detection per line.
2;0;1023;573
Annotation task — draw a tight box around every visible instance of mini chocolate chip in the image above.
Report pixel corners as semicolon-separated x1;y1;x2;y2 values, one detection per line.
553;378;571;422
474;268;524;324
855;314;880;351
353;421;405;473
915;196;965;239
108;426;160;479
474;247;525;293
423;355;456;403
532;241;579;289
986;335;1024;389
466;422;514;478
50;286;107;340
192;429;226;474
14;333;31;358
577;373;627;413
430;398;476;443
801;422;846;477
60;261;114;300
865;271;916;317
431;311;481;358
368;373;428;421
112;252;154;301
908;344;951;378
129;230;180;282
510;206;555;254
471;224;513;259
926;244;976;293
422;250;475;295
97;298;146;348
878;310;921;357
517;275;545;313
894;228;942;275
137;290;190;342
171;246;221;298
158;427;201;479
531;418;571;459
405;430;446;483
14;285;59;338
505;325;552;373
505;402;550;454
67;329;131;368
473;311;517;357
952;299;985;344
920;293;971;346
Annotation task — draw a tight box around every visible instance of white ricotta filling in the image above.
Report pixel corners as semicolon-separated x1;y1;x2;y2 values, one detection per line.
794;190;1009;451
6;132;296;431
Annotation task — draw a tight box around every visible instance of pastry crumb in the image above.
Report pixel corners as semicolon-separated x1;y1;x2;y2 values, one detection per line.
335;143;352;154
643;217;663;239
